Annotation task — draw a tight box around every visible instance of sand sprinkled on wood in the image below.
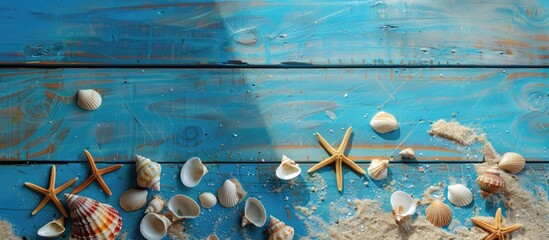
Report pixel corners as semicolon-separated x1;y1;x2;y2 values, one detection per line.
0;220;19;240
428;119;478;146
168;221;190;240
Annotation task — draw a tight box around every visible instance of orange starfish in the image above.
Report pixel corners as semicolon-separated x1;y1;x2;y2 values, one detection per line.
24;165;78;217
307;127;366;192
472;208;521;240
71;150;123;196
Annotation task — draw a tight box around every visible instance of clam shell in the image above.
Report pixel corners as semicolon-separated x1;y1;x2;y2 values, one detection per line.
37;217;65;238
77;89;102;111
367;159;389;180
476;166;505;198
136;155;161;191
390;191;416;222
275;155;301;180
199;192;217;209
399;148;415;159
425;199;452;227
498;152;525;174
447;184;473;207
145;195;165;214
119;188;148;212
65;194;122;240
370;111;399;133
217;179;247;208
168;194;201;220
140;213;172;240
180;157;208;187
206;234;220;240
268;216;294;240
242;197;267;227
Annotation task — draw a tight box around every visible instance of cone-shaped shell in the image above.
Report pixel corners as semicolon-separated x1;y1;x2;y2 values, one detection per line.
136;155;161;191
447;184;473;207
390;191;416;222
180;157;208;187
367;159;389;180
140;213;172;240
275;155;301;180
217;179;247;208
145;195;165;214
425;200;452;227
242;197;267;227
399;148;415;159
65;194;122;240
77;89;102;111
119;188;148;212
268;216;294;240
476;166;505;198
498;152;525;174
199;192;217;209
167;194;201;220
37;217;65;238
370;111;399;133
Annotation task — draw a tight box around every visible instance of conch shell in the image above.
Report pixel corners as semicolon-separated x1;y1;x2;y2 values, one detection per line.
268;216;294;240
367;159;389;180
37;217;65;238
77;89;102;111
476;166;505;198
390;191;416;222
145;195;165;214
425;199;452;227
217;179;247;208
136;155;161;191
447;184;473;207
180;157;208;187
399;148;415;159
65;194;122;240
498;152;525;174
242;197;267;227
275;155;301;180
119;188;148;212
370;111;399;133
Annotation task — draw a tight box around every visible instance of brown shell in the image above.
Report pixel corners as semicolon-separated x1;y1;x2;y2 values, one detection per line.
425;200;452;227
476;167;505;198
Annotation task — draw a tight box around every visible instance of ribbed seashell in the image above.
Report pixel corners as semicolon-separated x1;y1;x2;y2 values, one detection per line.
268;216;294;240
145;195;165;214
180;157;208;187
370;111;399;133
447;184;473;207
77;89;102;111
242;197;267;227
206;234;220;240
140;213;172;240
37;217;65;238
498;152;525;174
199;192;217;209
167;194;201;220
65;194;122;240
136;155;161;191
275;155;301;180
425;199;452;227
217;179;247;208
390;191;416;222
367;159;389;180
476;166;505;198
119;188;148;212
399;148;415;159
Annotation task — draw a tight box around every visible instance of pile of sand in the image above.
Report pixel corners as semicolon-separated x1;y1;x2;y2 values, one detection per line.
0;221;19;240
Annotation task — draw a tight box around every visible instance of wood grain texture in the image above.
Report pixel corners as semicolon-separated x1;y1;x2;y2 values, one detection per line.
0;0;548;65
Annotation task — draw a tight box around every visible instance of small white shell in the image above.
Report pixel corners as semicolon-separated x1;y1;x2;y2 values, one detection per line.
199;192;217;209
370;111;399;133
37;217;65;238
498;152;525;174
367;159;389;180
77;89;102;111
275;155;301;180
390;191;417;222
140;213;172;240
181;157;208;187
217;179;247;208
168;194;201;220
145;195;165;214
242;197;267;227
206;234;220;240
447;184;473;207
119;188;148;212
399;148;415;159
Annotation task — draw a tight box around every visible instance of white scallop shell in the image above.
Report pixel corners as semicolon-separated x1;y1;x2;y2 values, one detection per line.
37;217;65;238
498;152;525;174
145;195;165;214
168;194;201;220
275;155;301;180
180;157;208;187
242;197;267;227
77;89;102;111
390;191;416;222
199;192;217;209
370;111;399;133
136;155;161;191
217;179;246;208
367;159;389;180
447;184;473;207
119;188;148;212
399;148;415;159
206;234;220;240
140;213;172;240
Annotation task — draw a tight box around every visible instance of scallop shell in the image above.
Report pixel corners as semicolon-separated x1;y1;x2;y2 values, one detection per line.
206;234;220;240
119;188;148;212
399;148;415;159
140;213;172;240
390;191;417;222
145;195;165;214
180;157;208;187
498;152;525;174
217;179;247;208
37;217;65;238
65;194;122;240
77;89;102;111
268;216;294;240
167;194;201;220
425;199;452;227
242;197;267;227
199;192;217;209
476;166;505;198
367;159;389;180
136;155;161;191
275;155;301;180
447;184;473;207
370;111;399;133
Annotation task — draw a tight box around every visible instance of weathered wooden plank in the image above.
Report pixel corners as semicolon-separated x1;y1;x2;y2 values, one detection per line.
0;68;547;162
1;0;548;65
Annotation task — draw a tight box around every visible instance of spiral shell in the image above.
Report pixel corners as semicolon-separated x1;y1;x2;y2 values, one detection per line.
425;199;452;227
77;89;102;111
498;152;525;174
476;166;505;198
136;155;161;191
217;179;247;208
370;111;399;133
119;188;148;212
268;216;294;240
145;195;165;214
447;184;473;207
367;159;389;180
199;192;217;209
399;148;415;159
65;194;122;240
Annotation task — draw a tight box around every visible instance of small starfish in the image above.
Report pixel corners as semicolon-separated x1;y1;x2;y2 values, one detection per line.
307;127;366;192
24;165;78;217
472;208;521;240
71;150;123;196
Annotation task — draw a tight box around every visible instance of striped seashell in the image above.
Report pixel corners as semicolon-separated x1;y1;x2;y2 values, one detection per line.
370;111;399;133
136;155;161;191
65;194;122;240
425;199;452;227
119;188;148;212
368;159;389;180
145;195;165;214
498;152;525;174
77;89;102;111
476;166;505;198
217;179;247;208
268;216;294;240
447;184;473;207
199;192;217;209
399;148;415;159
